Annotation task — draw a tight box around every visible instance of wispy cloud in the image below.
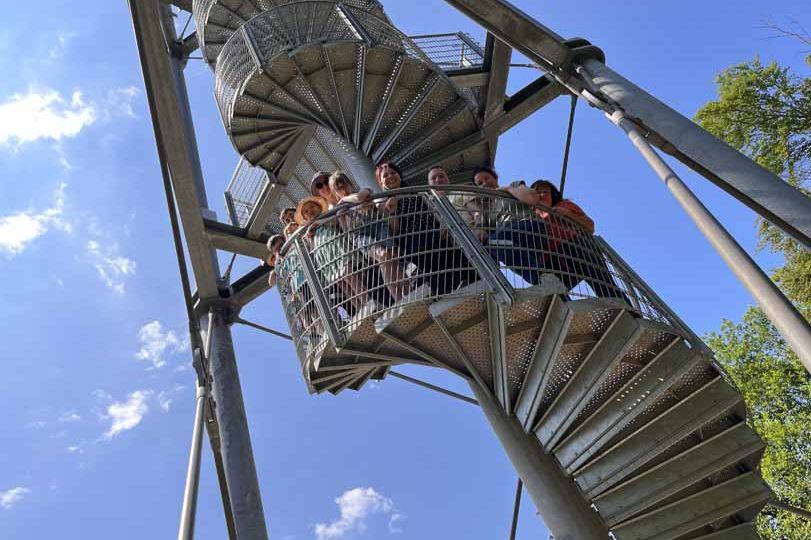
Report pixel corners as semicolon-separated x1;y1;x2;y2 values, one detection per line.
85;240;136;293
0;182;70;257
104;87;139;119
157;391;173;412
0;88;95;148
135;321;187;369
48;31;75;61
103;390;153;440
314;487;405;540
58;410;82;423
0;487;31;509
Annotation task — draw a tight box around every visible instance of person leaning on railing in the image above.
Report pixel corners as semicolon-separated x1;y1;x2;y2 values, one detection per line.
295;195;375;314
329;170;408;303
270;225;318;348
376;161;474;295
472;167;549;285
529;180;624;299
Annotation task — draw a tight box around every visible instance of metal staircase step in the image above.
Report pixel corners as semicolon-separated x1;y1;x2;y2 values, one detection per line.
594;422;765;527
514;295;572;430
535;309;642;450
611;472;770;540
554;338;700;473
429;292;493;389
691;522;759;539
574;373;745;498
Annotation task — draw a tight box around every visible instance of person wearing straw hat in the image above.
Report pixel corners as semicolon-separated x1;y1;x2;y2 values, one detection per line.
296;195;373;315
329;170;408;303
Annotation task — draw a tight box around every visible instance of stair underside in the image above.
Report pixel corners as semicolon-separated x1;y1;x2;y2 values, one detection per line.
212;3;489;186
301;281;770;539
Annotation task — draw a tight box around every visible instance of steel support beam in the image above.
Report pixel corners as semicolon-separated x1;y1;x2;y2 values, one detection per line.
388;370;478;405
469;383;609;540
482;35;512;121
582;60;811;249
177;385;208;540
482;35;512;163
447;0;811;247
246;128;314;240
442;0;571;72
231;265;271;307
448;70;489;88
130;0;220;299
203;309;269;539
161;0;192;12
610;111;811;375
205;219;269;259
493;75;565;134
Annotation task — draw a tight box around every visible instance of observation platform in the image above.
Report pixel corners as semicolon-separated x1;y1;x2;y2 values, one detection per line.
276;185;770;539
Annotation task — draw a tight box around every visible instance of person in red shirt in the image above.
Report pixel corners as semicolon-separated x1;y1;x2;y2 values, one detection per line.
530;179;623;299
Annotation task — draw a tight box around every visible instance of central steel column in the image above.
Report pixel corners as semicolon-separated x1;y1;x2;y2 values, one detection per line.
468;384;608;540
203;309;269;539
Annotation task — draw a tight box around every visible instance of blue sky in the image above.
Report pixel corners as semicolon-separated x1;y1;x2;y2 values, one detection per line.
0;1;808;538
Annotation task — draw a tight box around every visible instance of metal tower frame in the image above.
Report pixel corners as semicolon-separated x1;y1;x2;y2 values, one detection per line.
127;0;811;538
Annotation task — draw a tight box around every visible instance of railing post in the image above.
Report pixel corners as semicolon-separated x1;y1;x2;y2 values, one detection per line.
293;238;344;348
427;190;515;305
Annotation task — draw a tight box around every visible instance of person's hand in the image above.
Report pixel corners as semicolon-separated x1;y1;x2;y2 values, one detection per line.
476;229;488;244
306;223;319;239
384;197;398;213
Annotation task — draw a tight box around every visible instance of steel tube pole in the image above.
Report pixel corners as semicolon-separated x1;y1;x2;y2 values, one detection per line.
610;111;811;375
177;386;208;540
468;383;608;540
582;59;811;249
204;310;269;540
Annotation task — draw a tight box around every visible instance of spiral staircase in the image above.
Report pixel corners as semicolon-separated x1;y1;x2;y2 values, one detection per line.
192;1;773;538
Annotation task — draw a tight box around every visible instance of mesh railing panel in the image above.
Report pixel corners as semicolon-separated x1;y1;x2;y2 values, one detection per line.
214;1;440;133
195;0;386;65
273;186;681;366
409;33;485;70
224;157;270;228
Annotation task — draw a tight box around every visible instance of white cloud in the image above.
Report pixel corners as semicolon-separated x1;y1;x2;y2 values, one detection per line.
135;321;186;369
0;487;31;509
314;487;404;540
58;410;82;423
157;392;172;412
105;87;139;119
0;182;70;257
85;239;136;293
0;88;95;147
103;390;153;439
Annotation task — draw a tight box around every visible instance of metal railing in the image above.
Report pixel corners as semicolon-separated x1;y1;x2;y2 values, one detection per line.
224;158;270;228
273;186;685;366
409;32;485;71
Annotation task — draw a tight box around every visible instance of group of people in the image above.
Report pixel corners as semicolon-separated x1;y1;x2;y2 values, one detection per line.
264;161;622;333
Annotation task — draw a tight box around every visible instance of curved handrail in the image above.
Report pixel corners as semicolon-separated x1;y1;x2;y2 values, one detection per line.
273;185;686;368
279;184;580;254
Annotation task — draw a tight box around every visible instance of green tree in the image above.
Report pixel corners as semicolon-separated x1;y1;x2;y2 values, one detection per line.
696;57;811;538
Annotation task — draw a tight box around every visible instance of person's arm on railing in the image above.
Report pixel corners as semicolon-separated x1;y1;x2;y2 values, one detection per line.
553;200;595;234
381;196;400;235
503;184;541;206
338;188;372;205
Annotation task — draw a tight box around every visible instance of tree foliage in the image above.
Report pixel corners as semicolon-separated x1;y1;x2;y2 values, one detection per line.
696;57;811;538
